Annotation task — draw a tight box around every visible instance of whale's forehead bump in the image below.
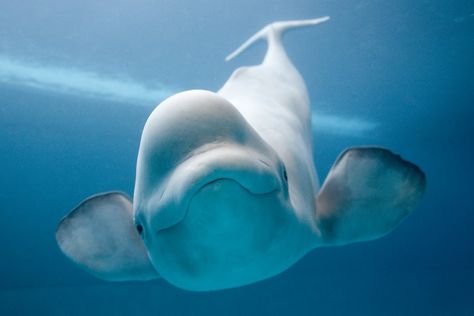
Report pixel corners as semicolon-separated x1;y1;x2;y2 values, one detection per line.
142;90;248;159
136;90;276;182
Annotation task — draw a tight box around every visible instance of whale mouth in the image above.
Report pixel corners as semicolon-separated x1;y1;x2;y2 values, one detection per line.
151;176;289;291
186;176;280;221
148;144;282;232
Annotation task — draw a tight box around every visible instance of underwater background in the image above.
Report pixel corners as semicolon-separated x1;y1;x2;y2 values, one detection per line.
0;0;473;315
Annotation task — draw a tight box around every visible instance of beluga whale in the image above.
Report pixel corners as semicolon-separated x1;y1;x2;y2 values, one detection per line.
56;17;426;291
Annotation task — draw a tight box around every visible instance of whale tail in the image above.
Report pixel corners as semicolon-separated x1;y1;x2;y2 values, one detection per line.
225;17;330;62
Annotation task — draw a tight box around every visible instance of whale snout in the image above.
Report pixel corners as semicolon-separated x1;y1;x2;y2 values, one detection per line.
147;144;283;232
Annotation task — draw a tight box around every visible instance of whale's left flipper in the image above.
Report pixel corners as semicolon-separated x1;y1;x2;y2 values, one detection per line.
56;192;159;281
315;147;426;245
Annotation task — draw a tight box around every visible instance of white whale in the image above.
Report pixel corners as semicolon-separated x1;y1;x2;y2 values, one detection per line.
56;18;426;291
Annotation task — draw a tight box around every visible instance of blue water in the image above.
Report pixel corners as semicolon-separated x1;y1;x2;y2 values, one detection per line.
1;0;473;315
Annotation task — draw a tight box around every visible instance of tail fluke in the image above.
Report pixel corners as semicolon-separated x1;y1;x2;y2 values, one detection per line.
225;16;330;62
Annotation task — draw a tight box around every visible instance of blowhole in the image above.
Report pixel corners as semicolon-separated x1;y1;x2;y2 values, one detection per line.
136;224;143;234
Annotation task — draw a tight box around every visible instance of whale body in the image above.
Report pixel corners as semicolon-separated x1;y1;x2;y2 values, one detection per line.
56;18;426;291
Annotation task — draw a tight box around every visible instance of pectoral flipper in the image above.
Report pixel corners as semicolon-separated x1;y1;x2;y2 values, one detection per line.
56;192;159;281
315;147;426;245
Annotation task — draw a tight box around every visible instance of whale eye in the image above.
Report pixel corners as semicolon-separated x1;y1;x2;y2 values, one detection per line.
136;224;143;235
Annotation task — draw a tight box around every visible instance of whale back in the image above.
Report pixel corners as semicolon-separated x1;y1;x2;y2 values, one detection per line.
219;18;329;224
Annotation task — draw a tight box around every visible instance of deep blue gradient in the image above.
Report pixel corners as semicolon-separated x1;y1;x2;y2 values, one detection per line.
1;1;473;315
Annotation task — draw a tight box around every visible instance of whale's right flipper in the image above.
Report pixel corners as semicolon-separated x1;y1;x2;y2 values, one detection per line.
315;147;426;245
56;192;159;281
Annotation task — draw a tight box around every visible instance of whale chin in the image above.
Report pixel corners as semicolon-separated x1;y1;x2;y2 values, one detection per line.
148;178;293;291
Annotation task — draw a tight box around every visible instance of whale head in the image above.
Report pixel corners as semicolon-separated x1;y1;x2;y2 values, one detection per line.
132;90;294;290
